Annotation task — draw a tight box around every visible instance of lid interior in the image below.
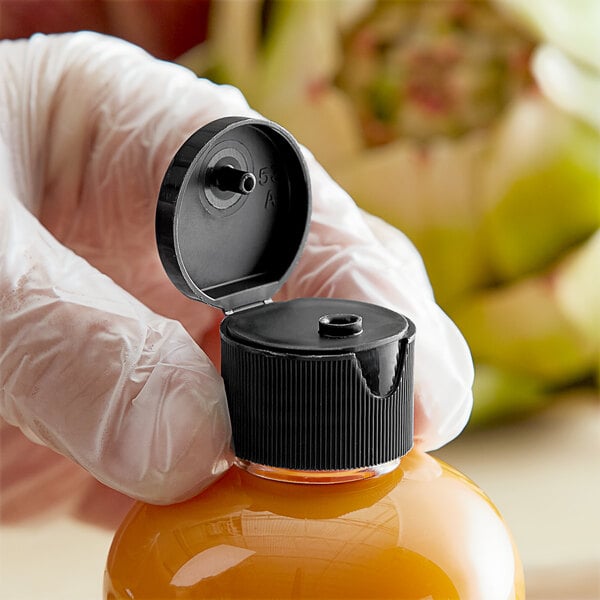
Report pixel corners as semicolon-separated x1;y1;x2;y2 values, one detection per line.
157;118;311;312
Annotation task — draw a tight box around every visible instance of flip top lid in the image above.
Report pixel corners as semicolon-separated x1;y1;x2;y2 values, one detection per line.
156;117;311;313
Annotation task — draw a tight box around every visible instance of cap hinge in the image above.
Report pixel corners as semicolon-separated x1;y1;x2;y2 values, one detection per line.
224;298;273;316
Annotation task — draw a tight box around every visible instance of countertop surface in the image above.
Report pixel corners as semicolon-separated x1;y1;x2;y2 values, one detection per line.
1;392;598;600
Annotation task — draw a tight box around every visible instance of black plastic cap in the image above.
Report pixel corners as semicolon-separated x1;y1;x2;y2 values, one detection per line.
156;117;311;312
156;117;416;473
221;298;415;470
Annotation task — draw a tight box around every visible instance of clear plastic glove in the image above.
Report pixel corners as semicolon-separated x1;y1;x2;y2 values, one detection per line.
0;32;473;505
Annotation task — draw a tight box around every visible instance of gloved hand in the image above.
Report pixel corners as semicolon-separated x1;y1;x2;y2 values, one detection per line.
0;32;473;505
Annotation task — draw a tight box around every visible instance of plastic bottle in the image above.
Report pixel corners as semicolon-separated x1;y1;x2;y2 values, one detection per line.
104;118;525;599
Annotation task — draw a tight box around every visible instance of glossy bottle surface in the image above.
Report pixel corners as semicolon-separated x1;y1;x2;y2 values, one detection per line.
105;450;524;599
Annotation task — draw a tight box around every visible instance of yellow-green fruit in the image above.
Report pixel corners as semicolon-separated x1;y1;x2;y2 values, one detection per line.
469;364;549;427
453;233;600;384
480;99;600;281
329;133;492;305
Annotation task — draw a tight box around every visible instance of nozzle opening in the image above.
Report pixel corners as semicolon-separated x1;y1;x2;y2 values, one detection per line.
212;165;256;195
318;313;363;338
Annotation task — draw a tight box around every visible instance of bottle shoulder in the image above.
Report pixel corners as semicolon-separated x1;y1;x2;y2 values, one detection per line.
115;450;498;526
106;451;524;599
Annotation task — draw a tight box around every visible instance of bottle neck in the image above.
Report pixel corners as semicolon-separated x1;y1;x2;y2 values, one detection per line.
234;457;401;484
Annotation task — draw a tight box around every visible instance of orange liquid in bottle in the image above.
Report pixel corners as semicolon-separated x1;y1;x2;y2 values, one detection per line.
105;450;524;599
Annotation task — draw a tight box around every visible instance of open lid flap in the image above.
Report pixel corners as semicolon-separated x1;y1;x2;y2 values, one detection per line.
156;117;311;313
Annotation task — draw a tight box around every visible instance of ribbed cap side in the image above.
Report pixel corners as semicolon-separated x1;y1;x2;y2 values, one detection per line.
221;337;414;471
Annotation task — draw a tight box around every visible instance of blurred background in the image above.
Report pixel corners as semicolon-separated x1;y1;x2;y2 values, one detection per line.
1;1;598;598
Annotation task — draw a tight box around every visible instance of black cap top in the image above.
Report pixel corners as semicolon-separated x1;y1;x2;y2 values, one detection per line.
223;297;410;355
156;117;311;313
